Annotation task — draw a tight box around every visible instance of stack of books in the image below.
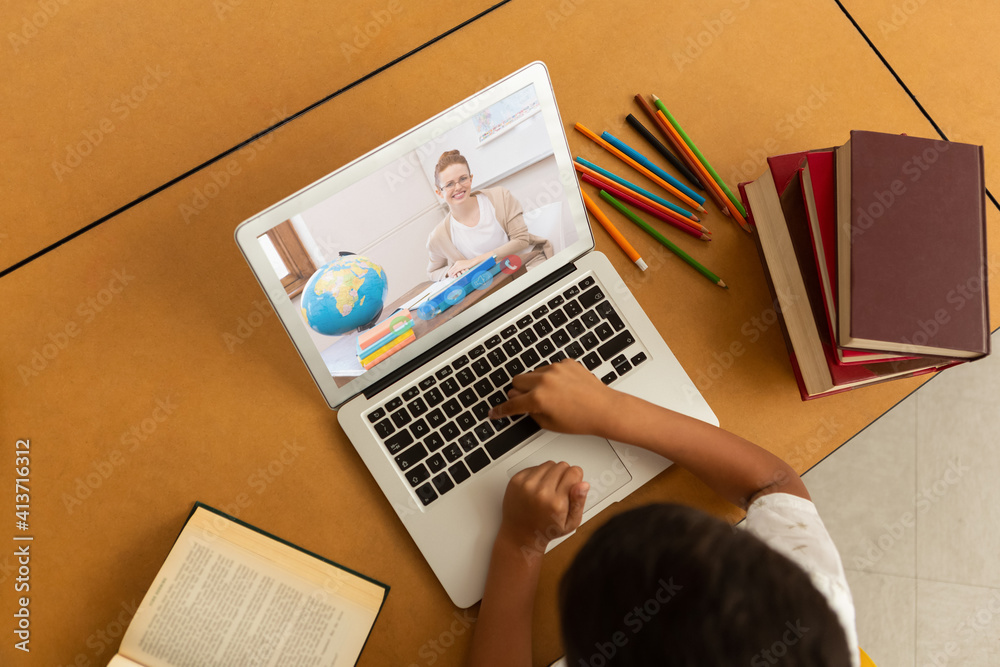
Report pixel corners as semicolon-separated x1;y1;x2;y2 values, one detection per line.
357;309;415;369
740;130;989;399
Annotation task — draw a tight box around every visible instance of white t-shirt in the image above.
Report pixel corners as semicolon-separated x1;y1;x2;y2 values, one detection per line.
450;194;508;260
549;493;859;667
743;493;860;667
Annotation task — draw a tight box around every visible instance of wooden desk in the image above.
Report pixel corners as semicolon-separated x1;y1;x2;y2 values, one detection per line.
1;1;997;666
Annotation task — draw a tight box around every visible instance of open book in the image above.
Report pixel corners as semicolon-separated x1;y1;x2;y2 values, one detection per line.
108;503;388;667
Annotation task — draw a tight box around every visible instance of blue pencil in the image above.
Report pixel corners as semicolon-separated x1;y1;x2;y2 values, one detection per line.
574;157;697;220
601;131;707;206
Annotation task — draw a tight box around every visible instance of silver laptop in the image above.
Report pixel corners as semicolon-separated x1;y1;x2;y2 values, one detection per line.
235;62;718;607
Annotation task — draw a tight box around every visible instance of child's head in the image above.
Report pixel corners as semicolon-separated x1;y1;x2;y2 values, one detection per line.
559;503;851;666
434;150;473;203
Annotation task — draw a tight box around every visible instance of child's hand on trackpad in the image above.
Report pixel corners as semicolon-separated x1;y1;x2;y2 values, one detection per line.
498;460;589;556
488;360;619;437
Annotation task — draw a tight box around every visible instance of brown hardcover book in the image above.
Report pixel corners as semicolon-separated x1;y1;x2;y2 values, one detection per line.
836;130;990;359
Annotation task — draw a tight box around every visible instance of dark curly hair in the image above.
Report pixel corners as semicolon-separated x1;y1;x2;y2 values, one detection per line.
559;503;852;666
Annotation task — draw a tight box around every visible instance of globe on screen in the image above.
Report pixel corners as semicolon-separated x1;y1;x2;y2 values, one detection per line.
300;255;388;336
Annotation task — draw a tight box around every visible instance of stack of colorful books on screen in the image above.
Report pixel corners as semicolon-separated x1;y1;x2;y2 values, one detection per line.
740;130;990;400
357;309;415;369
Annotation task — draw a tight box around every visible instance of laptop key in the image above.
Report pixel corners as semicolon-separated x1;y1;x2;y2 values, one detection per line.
488;368;509;388
581;332;599;351
435;367;453;380
385;397;403;412
373;418;394;439
456;368;476;387
410;418;430;439
416;482;437;505
611;354;627;366
582;310;601;328
516;315;533;329
442;398;462;418
533;319;553;337
440;377;460;397
487;348;507;366
384;430;414;454
433;471;456;495
424;429;444;450
472;358;491;377
395;443;428;470
565;320;585;338
631;351;648;366
402;386;420;401
564;300;582;318
502;339;523;356
390;407;411;428
449;460;471;484
536;338;555;357
474;422;495;442
453;355;470;369
485;334;502;348
458;388;478;407
522;348;541;368
596;301;614;317
582;352;602;371
458;433;478;452
548;309;568;328
578;285;604;309
595;322;614;341
407;397;428;417
491;416;511;430
441;422;460;442
501;325;517;339
505;358;525;376
456;411;476;431
418;376;437;390
601;371;617;385
406;464;430;487
547;295;565;309
598;330;636;361
563;285;580;299
549;351;567;364
443;443;463;463
613;360;633;376
579;276;595;289
466;448;490;472
426;408;446;429
565;342;584;359
485;416;541;460
427;453;446;473
473;401;491;421
367;407;385;423
469;344;486;359
551;328;570;347
532;305;549;318
474;379;493;399
517;329;537;346
605;310;626;332
424;387;444;407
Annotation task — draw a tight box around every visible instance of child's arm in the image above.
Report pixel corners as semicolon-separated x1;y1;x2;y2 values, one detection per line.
466;462;589;667
488;360;808;507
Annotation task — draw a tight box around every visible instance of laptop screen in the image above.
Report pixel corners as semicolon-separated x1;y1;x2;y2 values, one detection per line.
236;64;593;407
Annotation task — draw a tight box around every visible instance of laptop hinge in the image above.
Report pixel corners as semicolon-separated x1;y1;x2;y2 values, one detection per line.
363;262;578;399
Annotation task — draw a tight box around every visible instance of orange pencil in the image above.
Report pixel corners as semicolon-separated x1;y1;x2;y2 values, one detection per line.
579;174;711;241
632;93;725;214
581;191;647;271
656;109;750;232
573;162;707;230
574;123;708;214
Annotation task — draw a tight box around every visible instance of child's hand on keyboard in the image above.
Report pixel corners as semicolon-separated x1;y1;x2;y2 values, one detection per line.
488;360;620;437
498;460;589;555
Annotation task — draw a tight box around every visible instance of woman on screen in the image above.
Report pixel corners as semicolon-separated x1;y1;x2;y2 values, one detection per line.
426;150;552;281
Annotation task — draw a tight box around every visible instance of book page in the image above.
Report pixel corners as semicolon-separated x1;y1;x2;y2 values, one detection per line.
119;507;385;667
107;655;145;667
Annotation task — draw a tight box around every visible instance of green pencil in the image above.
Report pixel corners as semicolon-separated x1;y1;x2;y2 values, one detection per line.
599;190;727;289
652;94;748;218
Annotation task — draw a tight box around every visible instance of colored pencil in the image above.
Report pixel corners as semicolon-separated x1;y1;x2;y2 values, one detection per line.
573;122;708;213
652;94;748;219
655;109;750;232
574;157;700;222
600;190;727;289
633;93;721;212
601;130;706;206
573;161;707;231
581;191;647;271
579;173;711;241
624;113;703;190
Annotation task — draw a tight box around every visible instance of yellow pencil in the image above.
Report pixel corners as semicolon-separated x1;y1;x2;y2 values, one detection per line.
581;191;647;270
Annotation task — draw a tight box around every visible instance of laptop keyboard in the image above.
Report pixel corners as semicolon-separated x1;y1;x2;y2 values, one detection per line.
365;274;648;507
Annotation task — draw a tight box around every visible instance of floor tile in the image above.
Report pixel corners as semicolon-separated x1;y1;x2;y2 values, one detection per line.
915;580;1000;667
804;396;917;578
846;569;916;667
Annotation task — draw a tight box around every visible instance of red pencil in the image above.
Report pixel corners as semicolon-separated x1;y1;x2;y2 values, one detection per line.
579;173;711;241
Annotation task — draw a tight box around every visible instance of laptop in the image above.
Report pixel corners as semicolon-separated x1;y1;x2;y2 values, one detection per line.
234;62;718;608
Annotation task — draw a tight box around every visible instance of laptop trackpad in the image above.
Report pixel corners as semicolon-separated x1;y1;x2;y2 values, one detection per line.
506;434;632;514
